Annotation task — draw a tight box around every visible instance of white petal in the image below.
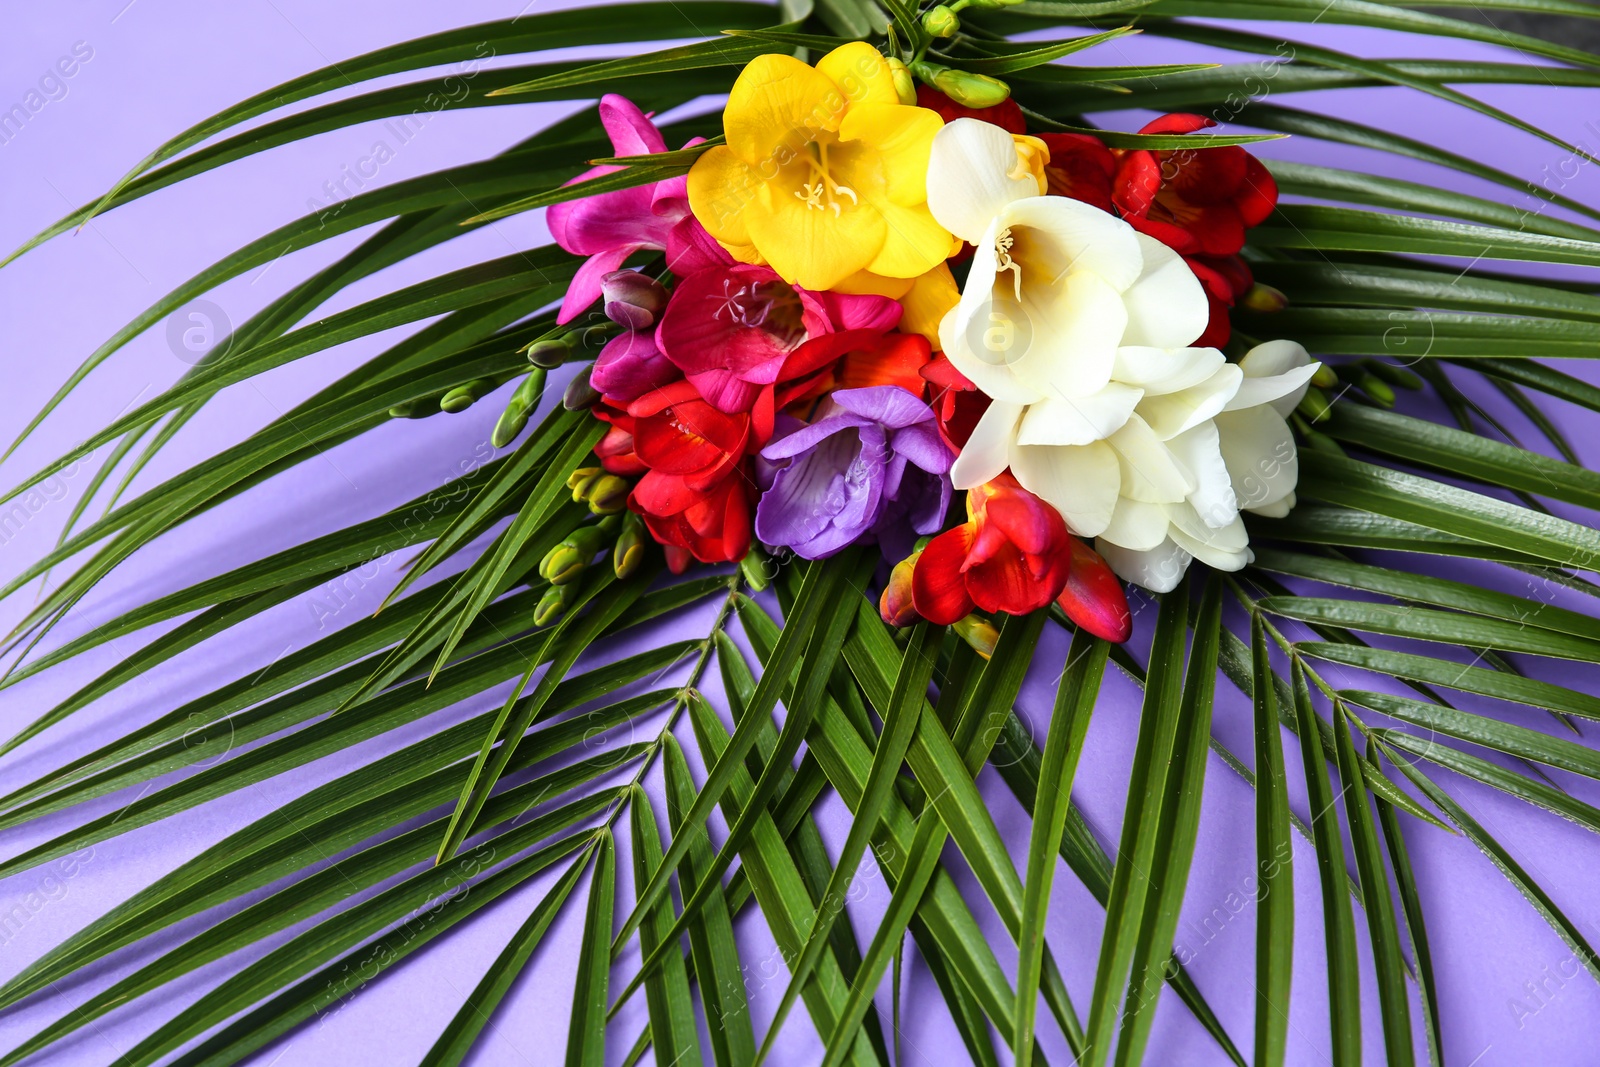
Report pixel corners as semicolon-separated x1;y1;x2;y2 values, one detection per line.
1250;490;1296;519
1168;509;1252;572
1224;361;1319;414
1216;406;1299;514
997;195;1143;292
1109;415;1192;503
940;225;1043;406
1097;536;1193;594
1016;383;1142;447
925;119;1040;245
1238;338;1311;379
1100;497;1173;552
1137;364;1242;440
1012;269;1126;399
1011;440;1121;537
1112;346;1224;395
1118;234;1209;349
949;400;1022;490
1167;420;1238;529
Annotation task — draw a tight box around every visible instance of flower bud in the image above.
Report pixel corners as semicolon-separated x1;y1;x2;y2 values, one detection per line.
564;369;600;410
585;474;631;515
601;270;670;330
614;511;648;579
535;583;571;626
1240;282;1287;313
527;336;573;368
540;524;609;585
952;614;999;659
1056;538;1131;643
664;545;693;575
886;57;918;105
568;468;603;503
440;378;499;414
389;395;441;419
1297;387;1332;422
879;548;923;628
1361;359;1422;391
1359;372;1396;408
927;66;1011;109
922;5;959;36
739;546;771;592
1311;364;1339;390
492;368;547;448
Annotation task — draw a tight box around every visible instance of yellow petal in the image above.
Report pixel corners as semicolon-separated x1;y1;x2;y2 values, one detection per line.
724;53;844;165
817;43;902;109
687;145;758;247
865;198;953;279
746;183;884;290
832;269;916;298
898;262;960;348
839;104;943;206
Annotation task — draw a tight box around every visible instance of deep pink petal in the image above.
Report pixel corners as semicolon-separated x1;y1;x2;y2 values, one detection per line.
598;94;667;157
558;247;633;325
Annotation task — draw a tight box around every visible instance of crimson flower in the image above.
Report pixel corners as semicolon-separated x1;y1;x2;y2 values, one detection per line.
1110;113;1278;258
595;380;758;569
1036;132;1116;212
919;354;988;453
910;474;1072;624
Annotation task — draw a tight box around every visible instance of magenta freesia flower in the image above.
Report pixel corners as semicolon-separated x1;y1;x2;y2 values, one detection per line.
756;386;952;560
655;263;903;416
590;329;680;403
549;95;726;324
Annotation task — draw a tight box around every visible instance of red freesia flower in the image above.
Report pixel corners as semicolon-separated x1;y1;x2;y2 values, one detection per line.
596;380;758;568
785;330;933;408
911;474;1072;624
1186;252;1256;348
920;354;989;452
1110;113;1278;258
916;84;1027;135
1037;132;1116;212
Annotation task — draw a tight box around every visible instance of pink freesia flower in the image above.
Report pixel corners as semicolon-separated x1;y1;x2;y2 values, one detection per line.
548;95;728;323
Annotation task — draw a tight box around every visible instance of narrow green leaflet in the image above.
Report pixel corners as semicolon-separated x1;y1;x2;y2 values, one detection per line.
630;786;704;1067
1251;616;1295;1067
1015;631;1107;1067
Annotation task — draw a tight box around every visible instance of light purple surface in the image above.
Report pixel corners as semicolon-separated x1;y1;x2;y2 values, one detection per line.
4;4;1600;1065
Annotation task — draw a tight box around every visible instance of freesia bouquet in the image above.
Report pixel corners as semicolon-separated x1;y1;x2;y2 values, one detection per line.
10;3;1600;1065
541;48;1324;648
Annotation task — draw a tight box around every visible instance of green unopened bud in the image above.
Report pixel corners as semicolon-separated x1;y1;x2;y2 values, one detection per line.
526;336;572;368
739;546;772;592
1310;364;1339;390
952;614;1000;659
491;368;548;448
540;524;610;585
564;369;600;411
614;511;648;579
922;64;1011;109
1358;372;1396;408
389;395;441;419
585;474;630;515
440;378;499;414
1361;359;1422;391
568;466;602;502
886;57;917;105
1240;283;1287;313
1300;425;1343;454
535;583;572;626
879;547;922;628
922;5;959;36
1297;387;1332;422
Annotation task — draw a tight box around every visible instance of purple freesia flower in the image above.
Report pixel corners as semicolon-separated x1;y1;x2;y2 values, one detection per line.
756;386;952;560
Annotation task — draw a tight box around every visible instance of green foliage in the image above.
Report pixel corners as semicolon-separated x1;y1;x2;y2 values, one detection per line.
5;1;1600;1063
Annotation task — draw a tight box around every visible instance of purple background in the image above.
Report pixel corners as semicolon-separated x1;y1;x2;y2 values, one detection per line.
4;3;1600;1064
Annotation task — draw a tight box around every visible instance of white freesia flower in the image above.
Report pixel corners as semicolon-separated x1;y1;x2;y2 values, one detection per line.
925;118;1214;492
1094;340;1320;593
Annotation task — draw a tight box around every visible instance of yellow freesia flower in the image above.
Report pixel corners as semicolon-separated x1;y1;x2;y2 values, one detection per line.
687;43;953;292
